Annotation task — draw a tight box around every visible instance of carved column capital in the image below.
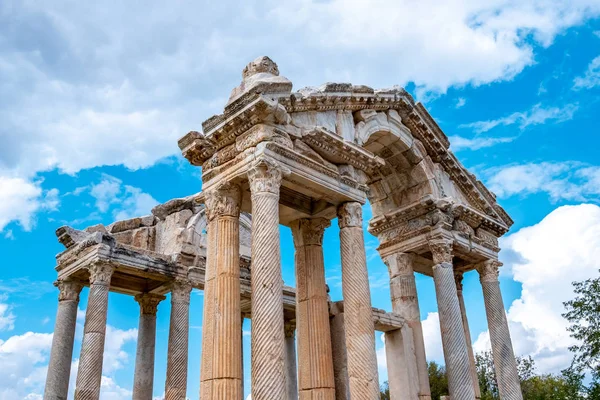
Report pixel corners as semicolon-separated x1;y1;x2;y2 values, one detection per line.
382;252;415;279
337;202;362;228
291;218;331;247
284;320;296;338
248;159;288;195
477;260;502;283
55;279;83;302
205;182;241;220
87;263;114;286
170;279;192;304
135;293;166;315
429;239;454;265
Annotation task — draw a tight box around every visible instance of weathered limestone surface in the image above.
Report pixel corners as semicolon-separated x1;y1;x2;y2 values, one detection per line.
133;294;164;400
456;272;481;399
385;325;419;400
329;303;350;400
338;203;380;400
44;280;83;400
75;263;114;400
165;279;192;400
478;261;523;400
292;218;335;400
285;322;299;400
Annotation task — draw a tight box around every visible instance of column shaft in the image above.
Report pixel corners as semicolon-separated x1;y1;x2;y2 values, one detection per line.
292;218;335;400
285;322;299;400
329;304;350;400
429;239;476;400
133;294;164;400
337;202;379;399
455;273;481;399
248;160;287;400
385;325;419;400
44;280;83;400
165;279;192;400
478;261;523;400
201;183;242;399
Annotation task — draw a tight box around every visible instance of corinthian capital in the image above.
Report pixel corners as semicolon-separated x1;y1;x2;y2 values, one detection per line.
429;239;453;265
205;182;241;220
383;252;415;279
55;279;83;302
477;260;502;283
247;159;288;195
337;202;362;228
171;279;193;304
135;293;166;315
88;263;114;286
291;218;331;247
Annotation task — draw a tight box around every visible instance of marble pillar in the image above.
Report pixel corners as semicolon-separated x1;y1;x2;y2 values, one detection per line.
165;279;192;400
385;325;419;400
291;218;335;400
75;263;114;400
285;321;299;400
429;239;476;400
133;293;164;400
383;252;431;400
248;160;287;400
478;261;523;400
201;183;243;399
337;202;379;400
44;279;83;400
329;303;350;400
455;272;481;399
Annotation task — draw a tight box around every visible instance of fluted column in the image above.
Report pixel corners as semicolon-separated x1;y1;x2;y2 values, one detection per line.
383;252;431;400
133;293;164;400
478;261;523;400
75;263;114;400
285;321;299;400
429;239;475;400
248;160;288;400
165;279;192;400
292;218;335;400
455;272;481;399
44;279;83;400
337;202;379;399
200;183;243;399
329;303;350;400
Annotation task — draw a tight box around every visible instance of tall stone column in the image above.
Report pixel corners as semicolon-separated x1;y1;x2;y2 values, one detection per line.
383;252;431;400
477;261;523;400
74;263;114;400
292;218;335;400
384;325;419;400
165;279;192;400
133;293;165;400
44;279;83;400
284;321;298;400
455;272;481;399
248;160;288;400
329;303;350;400
337;202;379;400
429;239;476;400
200;183;243;399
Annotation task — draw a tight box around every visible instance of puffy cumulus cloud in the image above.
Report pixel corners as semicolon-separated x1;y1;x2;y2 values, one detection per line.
0;177;59;232
421;312;445;365
473;204;600;374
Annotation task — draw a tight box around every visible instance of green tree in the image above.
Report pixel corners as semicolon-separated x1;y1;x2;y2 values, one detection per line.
380;381;390;400
428;361;449;400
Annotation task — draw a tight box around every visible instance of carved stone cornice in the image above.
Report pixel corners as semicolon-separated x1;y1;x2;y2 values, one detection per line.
171;279;193;304
477;260;502;283
429;239;453;265
55;279;83;302
205;182;241;221
135;293;166;316
247;159;288;195
337;202;363;228
291;218;331;247
88;262;114;286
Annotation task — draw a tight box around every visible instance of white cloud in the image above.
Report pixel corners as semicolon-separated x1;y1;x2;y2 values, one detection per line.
573;55;600;90
0;177;59;232
449;135;516;151
0;300;16;332
422;312;445;365
460;103;578;133
455;97;467;109
484;162;600;202
474;204;600;374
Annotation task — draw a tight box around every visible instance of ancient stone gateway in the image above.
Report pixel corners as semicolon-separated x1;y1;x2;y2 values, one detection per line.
44;57;523;400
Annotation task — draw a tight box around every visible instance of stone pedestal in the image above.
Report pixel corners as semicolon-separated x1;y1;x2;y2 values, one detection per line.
75;263;114;400
337;202;379;400
133;293;164;400
165;279;192;400
478;261;523;400
329;304;350;400
44;279;83;400
285;321;299;400
429;239;476;400
292;218;335;400
455;273;481;399
248;160;287;400
201;183;243;399
383;252;431;400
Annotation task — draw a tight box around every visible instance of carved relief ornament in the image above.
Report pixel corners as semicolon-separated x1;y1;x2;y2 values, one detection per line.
56;279;83;302
135;293;166;315
477;260;502;283
205;182;241;220
291;218;331;247
337;202;363;228
171;279;193;304
247;160;288;195
429;239;453;265
88;262;114;286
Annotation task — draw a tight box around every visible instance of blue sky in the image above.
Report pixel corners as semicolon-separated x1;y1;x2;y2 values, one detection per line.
1;1;600;399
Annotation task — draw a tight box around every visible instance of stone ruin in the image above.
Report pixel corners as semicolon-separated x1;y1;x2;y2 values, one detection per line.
44;57;523;400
